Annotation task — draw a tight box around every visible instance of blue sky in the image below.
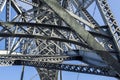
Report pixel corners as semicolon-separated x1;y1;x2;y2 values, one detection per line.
0;0;120;80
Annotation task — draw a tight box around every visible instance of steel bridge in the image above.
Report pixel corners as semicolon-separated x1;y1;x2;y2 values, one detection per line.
0;0;120;80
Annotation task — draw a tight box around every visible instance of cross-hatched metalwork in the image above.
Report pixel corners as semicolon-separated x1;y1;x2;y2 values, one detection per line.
0;0;120;80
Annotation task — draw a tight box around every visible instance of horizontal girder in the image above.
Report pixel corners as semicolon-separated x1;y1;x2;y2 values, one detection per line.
0;54;82;62
0;49;113;67
0;22;111;39
0;33;91;49
0;49;111;67
0;59;117;78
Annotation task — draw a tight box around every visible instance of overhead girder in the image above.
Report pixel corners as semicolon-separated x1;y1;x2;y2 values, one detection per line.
0;33;90;48
57;0;117;53
0;22;117;54
0;22;91;51
0;31;112;43
0;54;82;63
96;0;120;60
0;59;117;78
42;0;120;76
0;49;118;67
61;0;94;9
0;49;117;67
77;0;95;9
0;21;86;55
0;19;112;40
0;21;112;40
19;0;94;9
61;0;118;54
0;22;113;47
0;0;93;80
63;0;117;53
0;0;119;79
1;0;114;54
0;50;105;66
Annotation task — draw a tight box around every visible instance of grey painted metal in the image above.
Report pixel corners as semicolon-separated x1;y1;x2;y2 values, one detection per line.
74;0;95;9
66;9;97;29
66;50;106;66
0;33;90;48
5;0;11;50
96;0;120;60
0;54;82;62
69;0;116;53
11;0;22;14
0;59;117;77
0;21;111;39
36;68;58;80
15;60;116;77
0;0;120;79
0;50;106;66
42;0;120;76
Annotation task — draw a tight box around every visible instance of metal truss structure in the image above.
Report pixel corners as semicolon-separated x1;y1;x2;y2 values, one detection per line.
0;0;120;80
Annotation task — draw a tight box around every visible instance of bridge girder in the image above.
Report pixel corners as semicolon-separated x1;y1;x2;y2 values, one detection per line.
0;0;120;80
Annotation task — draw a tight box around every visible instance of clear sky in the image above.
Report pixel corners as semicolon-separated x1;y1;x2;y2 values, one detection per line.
0;0;120;80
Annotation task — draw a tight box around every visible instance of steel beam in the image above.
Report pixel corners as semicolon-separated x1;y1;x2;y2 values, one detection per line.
12;59;118;78
11;0;22;14
66;10;97;29
0;22;111;39
0;59;117;77
42;0;120;76
96;0;120;60
74;0;94;9
0;49;117;67
0;33;90;49
0;54;82;62
36;68;58;80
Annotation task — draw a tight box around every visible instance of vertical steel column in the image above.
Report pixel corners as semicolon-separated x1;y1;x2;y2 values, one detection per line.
5;0;11;50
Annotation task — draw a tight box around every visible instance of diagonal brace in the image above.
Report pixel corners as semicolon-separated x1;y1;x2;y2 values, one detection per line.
42;0;120;76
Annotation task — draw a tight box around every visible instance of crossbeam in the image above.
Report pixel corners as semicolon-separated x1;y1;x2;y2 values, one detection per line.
0;54;82;62
0;22;111;39
0;33;90;49
0;59;117;77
